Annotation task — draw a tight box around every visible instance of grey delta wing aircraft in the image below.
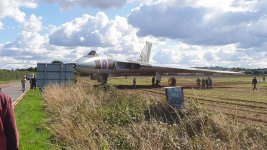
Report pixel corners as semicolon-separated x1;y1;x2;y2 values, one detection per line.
74;41;240;84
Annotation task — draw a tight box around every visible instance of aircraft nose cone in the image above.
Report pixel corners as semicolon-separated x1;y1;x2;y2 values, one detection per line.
74;57;96;74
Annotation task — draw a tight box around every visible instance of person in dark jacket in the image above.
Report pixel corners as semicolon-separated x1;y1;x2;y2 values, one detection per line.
152;76;155;86
0;88;19;150
252;77;257;91
196;77;201;90
205;78;209;89
30;76;37;90
201;78;205;89
172;77;176;86
208;77;213;89
133;78;136;89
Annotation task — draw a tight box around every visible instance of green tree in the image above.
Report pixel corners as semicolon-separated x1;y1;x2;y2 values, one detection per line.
51;60;63;64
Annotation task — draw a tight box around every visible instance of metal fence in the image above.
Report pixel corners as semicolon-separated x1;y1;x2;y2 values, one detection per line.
37;63;74;88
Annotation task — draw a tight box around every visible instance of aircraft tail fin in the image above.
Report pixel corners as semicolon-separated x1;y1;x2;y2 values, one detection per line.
138;41;152;63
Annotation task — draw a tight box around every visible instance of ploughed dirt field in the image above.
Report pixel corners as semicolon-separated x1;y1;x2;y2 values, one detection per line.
79;75;267;126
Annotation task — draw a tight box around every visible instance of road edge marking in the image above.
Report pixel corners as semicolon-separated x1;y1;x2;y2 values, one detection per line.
13;89;29;107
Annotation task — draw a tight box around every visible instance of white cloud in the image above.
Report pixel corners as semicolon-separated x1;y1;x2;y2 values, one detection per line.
23;14;42;32
1;14;45;57
249;18;267;38
0;0;37;24
0;12;146;69
152;41;206;67
0;14;75;69
49;12;145;54
43;0;127;9
0;56;38;69
0;21;3;30
128;0;267;50
150;39;267;68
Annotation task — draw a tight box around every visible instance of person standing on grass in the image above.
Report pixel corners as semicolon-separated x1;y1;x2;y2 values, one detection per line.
252;77;258;91
208;77;213;89
30;75;37;90
0;87;19;150
172;77;176;86
21;76;27;93
201;78;205;89
133;78;136;89
205;78;209;89
32;76;37;90
196;77;201;90
152;76;155;86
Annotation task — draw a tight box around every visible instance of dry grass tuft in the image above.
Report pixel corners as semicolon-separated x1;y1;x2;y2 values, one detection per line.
43;83;267;149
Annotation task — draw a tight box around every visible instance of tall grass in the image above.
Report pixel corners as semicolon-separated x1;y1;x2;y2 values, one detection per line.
43;84;267;149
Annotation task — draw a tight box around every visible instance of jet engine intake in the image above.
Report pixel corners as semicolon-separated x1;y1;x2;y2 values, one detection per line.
115;62;141;70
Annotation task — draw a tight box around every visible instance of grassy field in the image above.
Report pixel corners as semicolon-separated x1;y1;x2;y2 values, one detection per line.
108;75;267;102
41;76;267;149
15;90;58;150
107;75;267;125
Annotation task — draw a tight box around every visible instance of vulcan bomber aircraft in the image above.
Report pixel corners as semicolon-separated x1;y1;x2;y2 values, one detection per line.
74;41;240;84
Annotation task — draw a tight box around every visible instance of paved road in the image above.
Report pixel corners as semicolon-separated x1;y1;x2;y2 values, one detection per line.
0;82;30;102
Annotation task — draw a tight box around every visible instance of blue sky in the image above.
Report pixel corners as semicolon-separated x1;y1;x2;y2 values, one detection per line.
0;2;134;42
0;0;267;69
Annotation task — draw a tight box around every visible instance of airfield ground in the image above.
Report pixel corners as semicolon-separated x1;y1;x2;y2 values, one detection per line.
105;75;267;126
80;75;267;126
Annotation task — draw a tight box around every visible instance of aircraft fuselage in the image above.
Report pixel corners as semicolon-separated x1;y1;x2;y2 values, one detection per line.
75;55;153;76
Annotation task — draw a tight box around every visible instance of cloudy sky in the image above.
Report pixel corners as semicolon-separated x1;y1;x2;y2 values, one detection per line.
0;0;266;69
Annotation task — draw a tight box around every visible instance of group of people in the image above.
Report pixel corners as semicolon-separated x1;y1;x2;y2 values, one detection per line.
196;76;260;91
196;77;212;90
132;75;262;91
20;74;37;93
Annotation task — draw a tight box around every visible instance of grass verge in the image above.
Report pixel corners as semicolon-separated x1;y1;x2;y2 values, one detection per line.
15;89;58;150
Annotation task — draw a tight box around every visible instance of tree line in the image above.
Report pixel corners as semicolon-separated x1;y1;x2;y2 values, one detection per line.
195;66;267;75
0;69;33;81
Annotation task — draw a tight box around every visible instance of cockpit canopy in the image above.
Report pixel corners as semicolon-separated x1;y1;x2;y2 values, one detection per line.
88;50;97;56
86;50;106;57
